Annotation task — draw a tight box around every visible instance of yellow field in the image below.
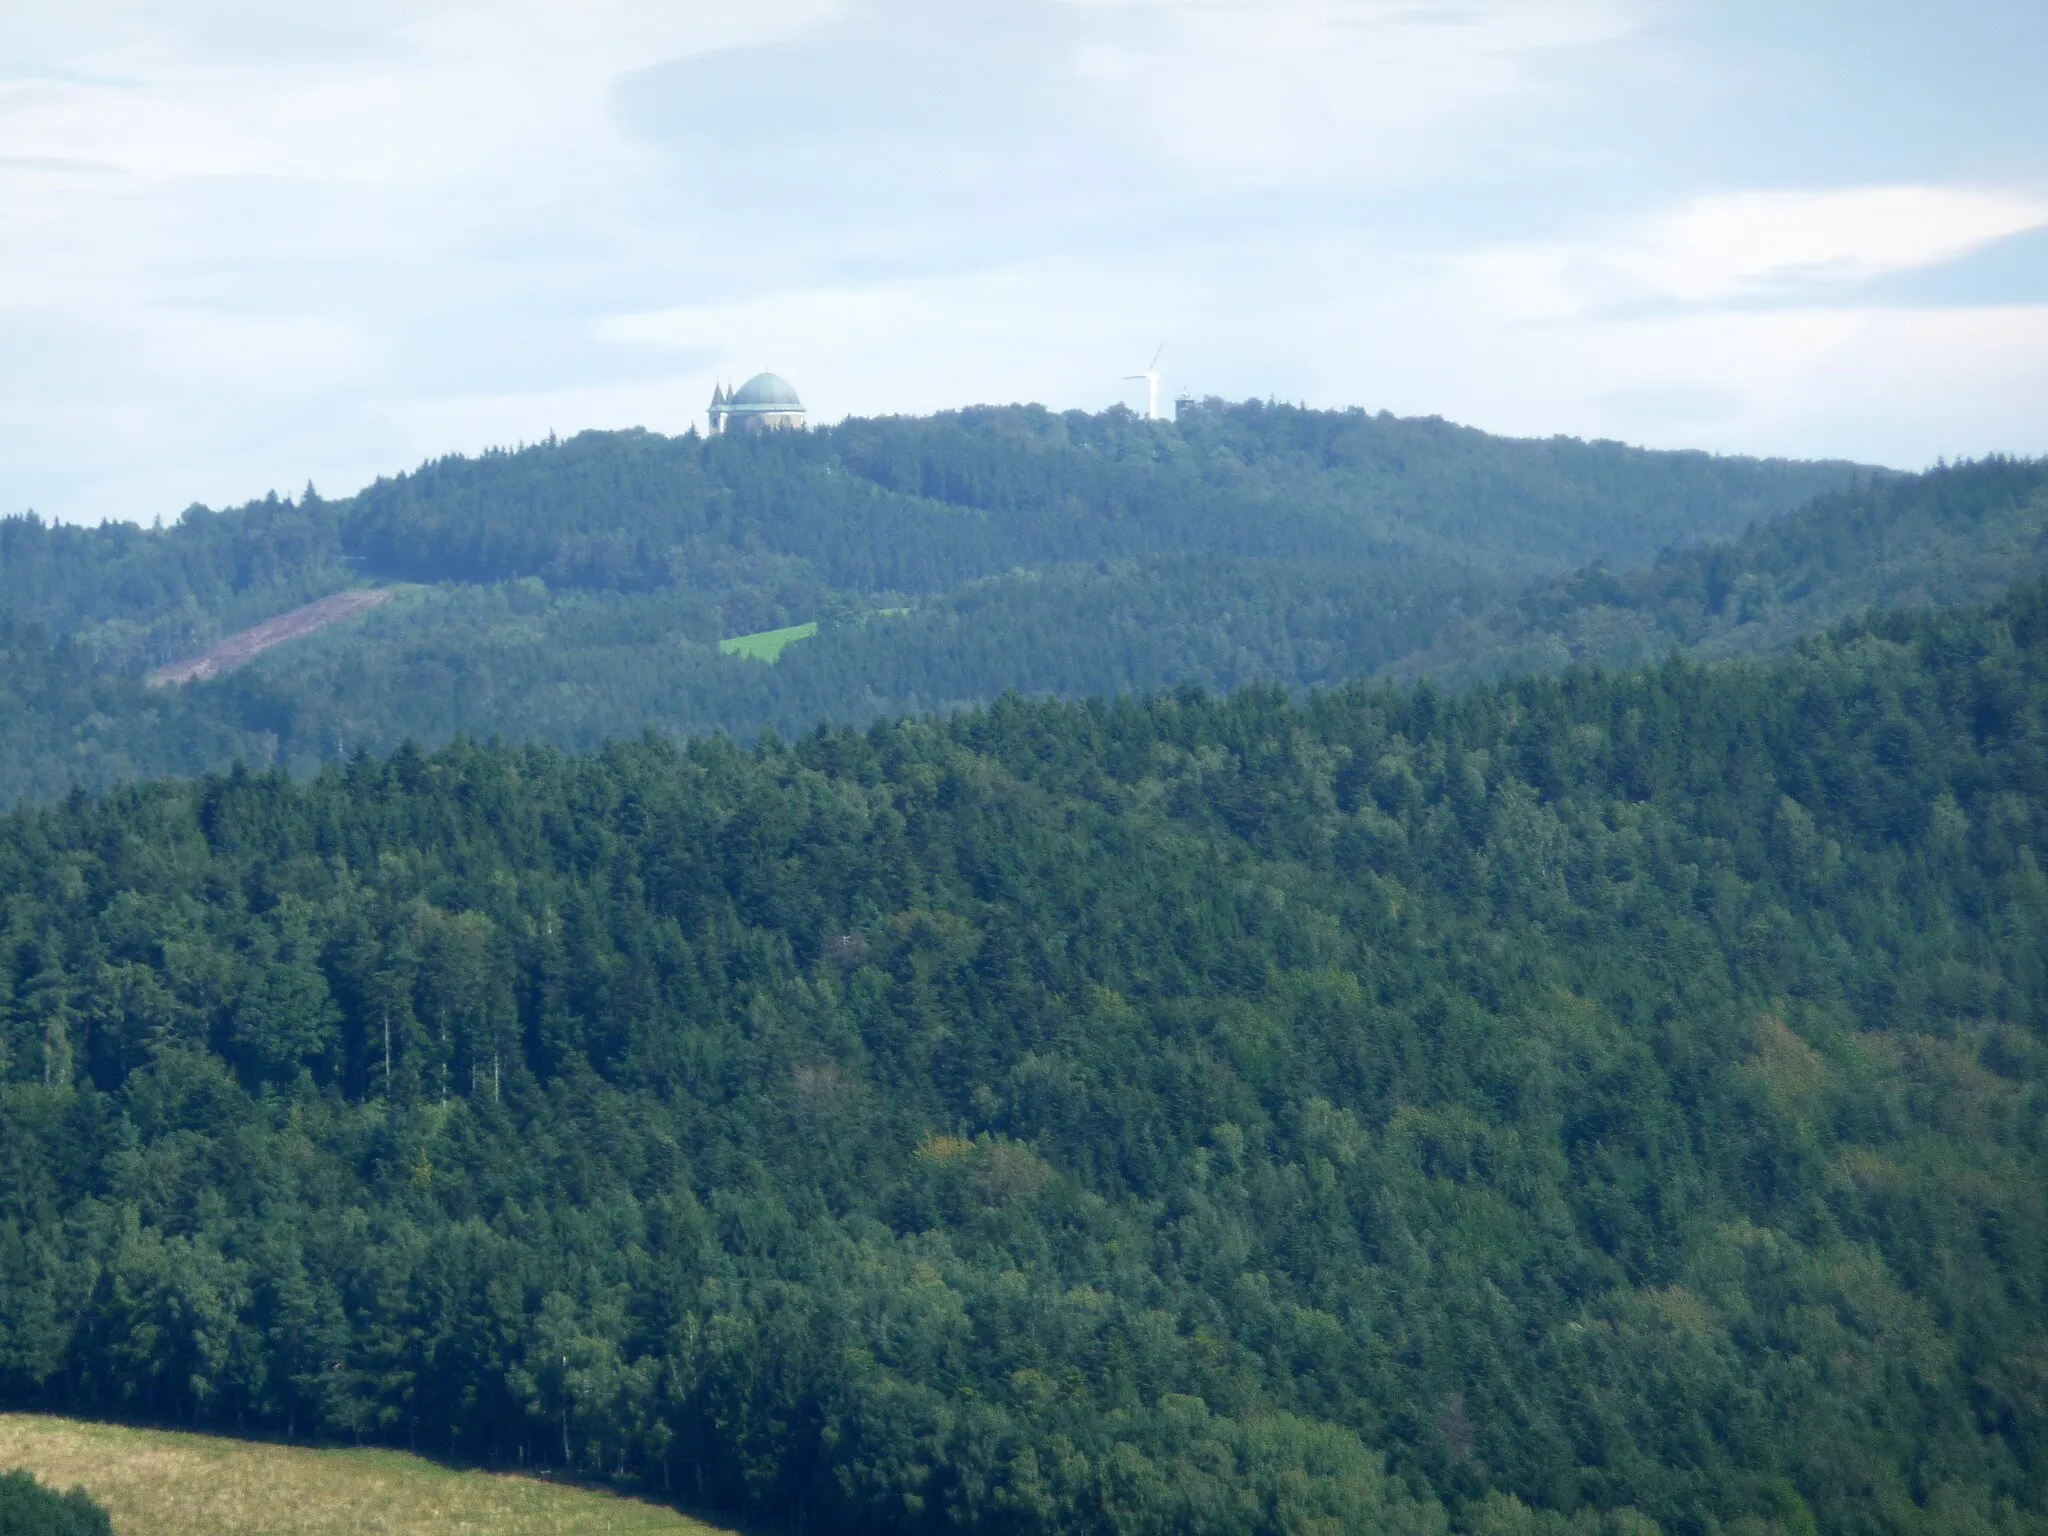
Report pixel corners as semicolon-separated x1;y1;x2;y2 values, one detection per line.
0;1414;733;1536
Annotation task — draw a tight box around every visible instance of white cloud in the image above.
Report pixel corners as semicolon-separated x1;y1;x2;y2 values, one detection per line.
1456;185;2048;316
1062;0;1642;180
1254;234;2048;466
1636;187;2048;299
0;2;835;183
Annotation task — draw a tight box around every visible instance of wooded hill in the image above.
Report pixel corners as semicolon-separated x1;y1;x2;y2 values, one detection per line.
1;578;2045;1534
1395;455;2048;687
0;402;1873;804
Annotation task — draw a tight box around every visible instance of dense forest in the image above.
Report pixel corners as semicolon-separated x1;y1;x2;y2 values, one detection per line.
2;434;2041;811
0;402;1871;804
0;494;353;677
1;576;2046;1533
1400;457;2048;686
202;454;2048;768
335;402;1856;597
9;402;1853;644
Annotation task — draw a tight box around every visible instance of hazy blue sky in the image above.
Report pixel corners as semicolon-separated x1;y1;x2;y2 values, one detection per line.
4;0;2045;523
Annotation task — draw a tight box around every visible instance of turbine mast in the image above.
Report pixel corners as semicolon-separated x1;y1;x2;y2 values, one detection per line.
1122;345;1164;421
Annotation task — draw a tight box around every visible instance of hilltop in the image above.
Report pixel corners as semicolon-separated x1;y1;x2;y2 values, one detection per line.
0;400;1874;803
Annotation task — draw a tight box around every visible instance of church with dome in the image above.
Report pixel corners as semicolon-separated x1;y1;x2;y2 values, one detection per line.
708;373;805;435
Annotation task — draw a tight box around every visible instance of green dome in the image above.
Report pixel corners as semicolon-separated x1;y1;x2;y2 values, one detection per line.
727;373;803;412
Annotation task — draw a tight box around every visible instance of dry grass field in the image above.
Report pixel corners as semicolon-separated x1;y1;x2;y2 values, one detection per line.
0;1414;733;1536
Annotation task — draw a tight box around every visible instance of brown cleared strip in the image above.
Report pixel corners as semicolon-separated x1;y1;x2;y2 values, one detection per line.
147;587;395;687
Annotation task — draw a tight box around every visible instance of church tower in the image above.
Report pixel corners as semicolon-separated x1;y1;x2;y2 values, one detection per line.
708;382;729;435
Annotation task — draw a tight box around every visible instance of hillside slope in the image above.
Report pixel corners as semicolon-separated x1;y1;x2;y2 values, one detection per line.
20;454;2035;806
1398;456;2048;685
0;1415;724;1535
5;404;1859;663
1;583;2045;1533
336;402;1861;599
0;403;1872;803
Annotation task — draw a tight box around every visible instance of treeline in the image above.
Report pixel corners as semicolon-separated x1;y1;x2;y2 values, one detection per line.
2;582;2046;1533
0;495;352;676
343;403;1859;599
5;402;1860;671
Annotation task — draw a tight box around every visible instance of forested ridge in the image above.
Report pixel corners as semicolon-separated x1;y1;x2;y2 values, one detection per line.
338;402;1854;596
11;402;1856;659
2;440;2038;814
0;402;1870;805
265;453;2034;764
1400;457;2048;686
2;578;2046;1534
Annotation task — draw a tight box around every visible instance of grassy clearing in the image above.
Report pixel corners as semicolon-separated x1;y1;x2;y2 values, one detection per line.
718;621;817;661
0;1414;730;1536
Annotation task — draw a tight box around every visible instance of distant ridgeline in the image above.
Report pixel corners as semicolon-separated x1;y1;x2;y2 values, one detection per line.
1;581;2047;1533
0;401;1913;803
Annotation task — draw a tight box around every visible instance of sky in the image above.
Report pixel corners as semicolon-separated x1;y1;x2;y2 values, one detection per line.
3;0;2046;525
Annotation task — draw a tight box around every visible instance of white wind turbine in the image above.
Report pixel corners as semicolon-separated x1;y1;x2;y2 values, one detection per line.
1123;345;1163;421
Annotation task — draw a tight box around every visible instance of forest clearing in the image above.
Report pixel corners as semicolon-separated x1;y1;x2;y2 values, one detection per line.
146;587;394;686
717;620;817;661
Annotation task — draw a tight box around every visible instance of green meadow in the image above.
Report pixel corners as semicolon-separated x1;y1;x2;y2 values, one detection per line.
717;621;817;661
